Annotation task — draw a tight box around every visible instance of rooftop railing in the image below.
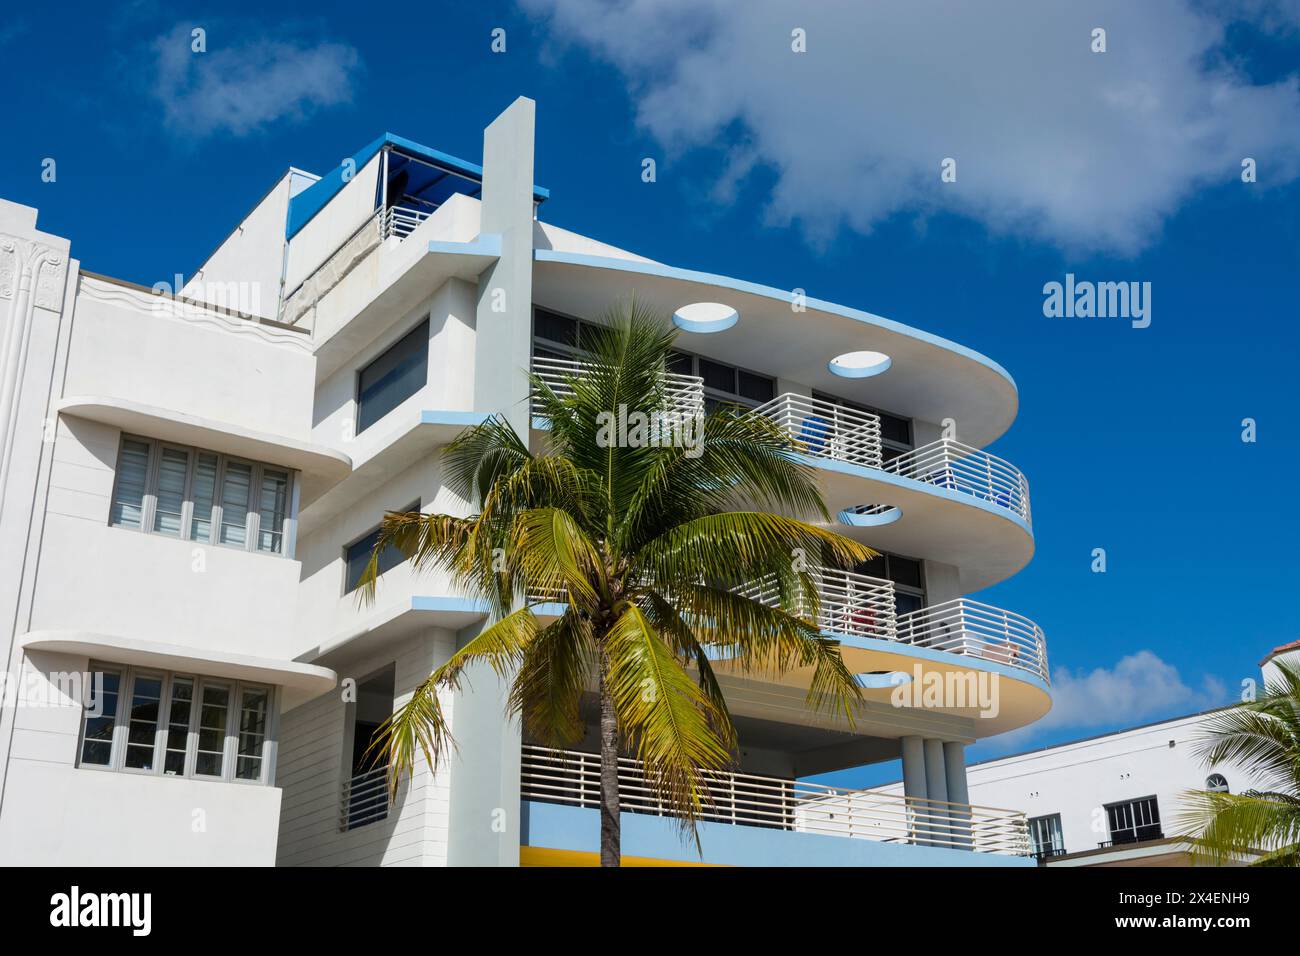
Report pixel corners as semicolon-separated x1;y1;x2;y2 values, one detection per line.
521;744;1030;856
379;204;433;241
751;393;884;470
530;355;706;420
885;438;1031;523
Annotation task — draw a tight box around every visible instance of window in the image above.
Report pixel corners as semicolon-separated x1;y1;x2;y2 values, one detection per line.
814;391;913;463
109;436;295;556
1206;773;1229;793
1028;814;1065;860
678;352;775;410
79;667;122;767
76;663;276;785
357;319;429;433
851;551;926;616
1105;796;1162;846
344;501;420;594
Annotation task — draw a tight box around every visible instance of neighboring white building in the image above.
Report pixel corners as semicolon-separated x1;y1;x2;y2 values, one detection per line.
874;641;1299;866
0;98;1053;866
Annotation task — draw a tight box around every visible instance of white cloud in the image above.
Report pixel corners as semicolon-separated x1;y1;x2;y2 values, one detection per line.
149;24;361;138
520;0;1300;254
1038;650;1227;731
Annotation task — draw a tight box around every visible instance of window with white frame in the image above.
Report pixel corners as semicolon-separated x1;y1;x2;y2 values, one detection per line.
109;435;294;555
1028;813;1065;859
77;663;275;785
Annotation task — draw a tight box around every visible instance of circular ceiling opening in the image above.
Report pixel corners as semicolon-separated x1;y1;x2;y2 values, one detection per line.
829;350;891;379
838;505;903;527
673;302;739;334
856;671;913;689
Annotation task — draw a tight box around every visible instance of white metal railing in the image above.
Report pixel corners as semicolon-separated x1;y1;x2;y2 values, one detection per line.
379;204;432;241
739;566;897;642
885;439;1031;523
339;766;390;831
741;568;1048;682
751;393;883;470
896;598;1049;682
520;745;1030;856
530;355;705;420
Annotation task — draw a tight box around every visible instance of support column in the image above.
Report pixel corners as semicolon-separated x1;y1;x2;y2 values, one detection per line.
900;736;927;844
943;741;973;850
445;620;522;866
474;96;537;440
446;98;538;866
923;738;949;846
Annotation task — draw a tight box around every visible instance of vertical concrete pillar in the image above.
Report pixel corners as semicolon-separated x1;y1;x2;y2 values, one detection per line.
900;735;927;844
923;738;949;846
943;741;973;850
446;99;539;866
445;620;522;866
474;96;537;439
0;201;73;818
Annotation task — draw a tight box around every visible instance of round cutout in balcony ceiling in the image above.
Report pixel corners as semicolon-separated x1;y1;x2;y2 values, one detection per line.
838;505;903;527
829;349;891;379
857;671;913;690
672;302;739;334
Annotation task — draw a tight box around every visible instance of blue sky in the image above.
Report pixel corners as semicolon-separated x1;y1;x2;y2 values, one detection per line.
2;1;1298;781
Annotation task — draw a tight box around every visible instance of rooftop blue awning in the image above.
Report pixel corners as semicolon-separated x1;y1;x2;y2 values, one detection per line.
286;132;549;239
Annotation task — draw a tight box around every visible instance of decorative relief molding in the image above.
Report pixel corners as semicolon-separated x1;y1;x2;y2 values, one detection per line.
0;235;68;307
77;276;313;352
34;253;67;311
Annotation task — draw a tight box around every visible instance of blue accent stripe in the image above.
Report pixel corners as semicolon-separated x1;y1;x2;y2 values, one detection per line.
521;801;1033;867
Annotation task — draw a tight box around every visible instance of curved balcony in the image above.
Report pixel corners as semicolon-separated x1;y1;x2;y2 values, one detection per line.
752;393;1030;525
521;745;1030;859
741;566;1049;685
885;440;1030;524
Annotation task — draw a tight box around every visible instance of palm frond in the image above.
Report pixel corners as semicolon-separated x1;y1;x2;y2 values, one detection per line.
367;606;540;792
603;602;734;836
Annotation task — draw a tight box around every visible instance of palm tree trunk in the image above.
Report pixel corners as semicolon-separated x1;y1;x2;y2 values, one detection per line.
599;657;621;867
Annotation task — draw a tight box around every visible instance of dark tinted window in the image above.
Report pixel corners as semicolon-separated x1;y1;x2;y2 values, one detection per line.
667;351;694;375
738;370;776;404
880;413;912;447
534;309;578;346
698;358;736;393
344;502;419;593
357;320;429;433
889;555;924;589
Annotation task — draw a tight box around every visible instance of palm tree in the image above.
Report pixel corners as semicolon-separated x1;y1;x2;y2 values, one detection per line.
1178;660;1300;866
358;302;875;866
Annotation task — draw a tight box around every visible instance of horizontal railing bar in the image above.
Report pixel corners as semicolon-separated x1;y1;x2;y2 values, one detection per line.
519;744;1030;855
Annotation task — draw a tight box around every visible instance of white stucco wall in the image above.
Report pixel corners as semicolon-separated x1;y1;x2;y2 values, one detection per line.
275;633;455;866
181;168;316;320
68;277;316;440
1;649;281;866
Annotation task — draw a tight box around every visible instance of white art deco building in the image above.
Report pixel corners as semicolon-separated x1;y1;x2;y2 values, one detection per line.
0;98;1051;866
